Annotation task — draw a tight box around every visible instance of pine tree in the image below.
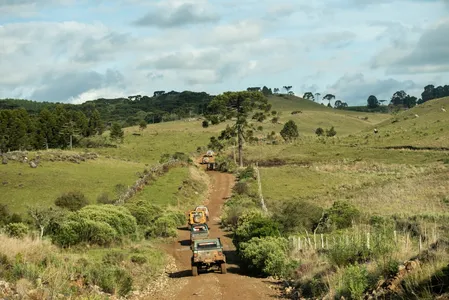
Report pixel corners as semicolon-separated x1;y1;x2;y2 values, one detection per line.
110;122;124;142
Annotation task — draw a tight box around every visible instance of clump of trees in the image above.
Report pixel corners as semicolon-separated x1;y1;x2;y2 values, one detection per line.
0;105;105;152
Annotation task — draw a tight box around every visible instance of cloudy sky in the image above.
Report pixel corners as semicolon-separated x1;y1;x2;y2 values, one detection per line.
0;0;448;105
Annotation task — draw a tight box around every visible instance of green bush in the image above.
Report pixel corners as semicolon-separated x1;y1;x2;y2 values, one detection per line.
238;166;256;180
239;236;295;277
130;254;148;265
55;191;89;211
163;211;185;227
221;196;258;229
280;120;299;141
77;205;137;236
88;264;133;296
103;250;126;265
215;156;237;173
338;264;369;300
4;222;28;238
51;205;137;247
272;199;323;234
97;192;115;204
233;182;249;195
234;212;280;248
52;218;117;247
125;200;160;226
317;201;361;232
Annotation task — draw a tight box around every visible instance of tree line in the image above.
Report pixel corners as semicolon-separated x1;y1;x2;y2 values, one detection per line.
0;90;214;128
365;84;449;111
0;105;104;152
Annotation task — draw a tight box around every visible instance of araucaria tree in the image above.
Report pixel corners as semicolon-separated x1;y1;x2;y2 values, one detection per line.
205;91;271;167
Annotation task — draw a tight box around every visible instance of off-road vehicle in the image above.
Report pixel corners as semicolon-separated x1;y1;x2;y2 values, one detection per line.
190;223;209;241
191;238;227;276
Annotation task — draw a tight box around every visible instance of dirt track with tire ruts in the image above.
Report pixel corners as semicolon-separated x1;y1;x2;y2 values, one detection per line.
149;169;282;300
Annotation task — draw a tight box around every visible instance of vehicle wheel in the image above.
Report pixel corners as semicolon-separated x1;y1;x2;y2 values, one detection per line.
192;266;198;276
220;263;227;274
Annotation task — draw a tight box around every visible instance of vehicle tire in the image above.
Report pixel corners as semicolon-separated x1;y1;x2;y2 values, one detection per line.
220;263;227;274
192;266;198;276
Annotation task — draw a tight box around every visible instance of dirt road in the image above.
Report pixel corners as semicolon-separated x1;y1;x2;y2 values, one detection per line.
149;170;282;300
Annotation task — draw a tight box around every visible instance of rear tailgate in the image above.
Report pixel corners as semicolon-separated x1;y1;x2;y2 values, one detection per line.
196;249;220;263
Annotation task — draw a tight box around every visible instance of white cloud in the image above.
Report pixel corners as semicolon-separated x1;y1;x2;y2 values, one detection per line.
0;0;448;104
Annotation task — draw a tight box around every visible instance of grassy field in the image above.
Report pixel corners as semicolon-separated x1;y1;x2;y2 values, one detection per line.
129;165;208;209
0;158;142;214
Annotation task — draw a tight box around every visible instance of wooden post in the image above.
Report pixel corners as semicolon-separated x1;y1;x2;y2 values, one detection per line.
314;233;317;250
406;232;409;250
326;236;329;249
367;232;370;250
419;235;422;252
321;234;324;249
394;230;397;243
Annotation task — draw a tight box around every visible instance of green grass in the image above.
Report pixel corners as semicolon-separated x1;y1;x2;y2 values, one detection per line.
129;165;207;208
95;120;226;163
263;95;390;137
0;158;141;213
345;97;449;148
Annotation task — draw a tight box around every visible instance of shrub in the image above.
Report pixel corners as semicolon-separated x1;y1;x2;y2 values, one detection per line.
215;156;237;173
338;264;369;299
280;120;299;141
315;127;324;136
125;200;160;226
272;199;323;234
233;182;249;195
239;236;295;277
202;120;209;128
103;250;126;265
4;222;28;238
318;201;361;232
52;219;117;247
88;265;133;296
238;166;256;180
221;196;258;229
144;215;178;238
55;191;89;211
78;205;137;236
97;192;115;204
130;254;148;265
234;213;280;248
163;211;185;227
51;205;137;247
326;126;337;137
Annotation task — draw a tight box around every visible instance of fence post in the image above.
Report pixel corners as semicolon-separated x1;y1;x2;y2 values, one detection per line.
406;232;409;250
419;235;422;253
314;233;317;250
366;232;370;250
394;230;397;243
321;234;324;249
254;163;268;213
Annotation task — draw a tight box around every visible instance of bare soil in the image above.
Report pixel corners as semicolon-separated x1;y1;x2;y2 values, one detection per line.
147;169;282;300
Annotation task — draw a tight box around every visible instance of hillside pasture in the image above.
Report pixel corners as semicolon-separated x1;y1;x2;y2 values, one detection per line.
259;160;449;215
0;158;141;213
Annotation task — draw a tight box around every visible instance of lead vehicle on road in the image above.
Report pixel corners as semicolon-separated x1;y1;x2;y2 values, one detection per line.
190;238;227;276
